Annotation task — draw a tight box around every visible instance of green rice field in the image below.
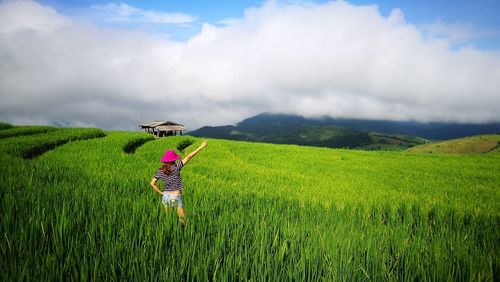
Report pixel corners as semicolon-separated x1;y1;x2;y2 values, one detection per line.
1;125;499;280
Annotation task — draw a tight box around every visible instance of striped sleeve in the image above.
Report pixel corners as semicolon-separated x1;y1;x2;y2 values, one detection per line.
176;161;184;171
154;170;161;179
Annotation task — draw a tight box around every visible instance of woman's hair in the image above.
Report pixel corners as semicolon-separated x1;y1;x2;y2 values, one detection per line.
161;162;174;175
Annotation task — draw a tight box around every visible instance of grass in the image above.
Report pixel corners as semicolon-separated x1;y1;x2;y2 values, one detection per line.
0;127;105;159
0;125;57;139
0;122;13;130
407;134;500;154
123;135;155;154
0;126;499;280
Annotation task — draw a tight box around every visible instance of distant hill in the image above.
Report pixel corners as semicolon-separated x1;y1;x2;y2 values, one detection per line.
237;113;500;140
191;113;500;140
407;134;500;154
190;113;429;150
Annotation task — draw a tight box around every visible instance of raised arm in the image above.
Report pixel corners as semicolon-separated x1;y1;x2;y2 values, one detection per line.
182;140;208;166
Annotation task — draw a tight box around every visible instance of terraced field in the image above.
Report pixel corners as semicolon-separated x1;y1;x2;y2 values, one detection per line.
407;134;500;154
0;125;499;280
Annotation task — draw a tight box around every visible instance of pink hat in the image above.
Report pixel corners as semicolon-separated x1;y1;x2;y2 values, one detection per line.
160;150;180;163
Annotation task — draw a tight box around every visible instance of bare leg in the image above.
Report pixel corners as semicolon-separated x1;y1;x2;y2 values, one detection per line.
163;205;169;213
177;207;186;225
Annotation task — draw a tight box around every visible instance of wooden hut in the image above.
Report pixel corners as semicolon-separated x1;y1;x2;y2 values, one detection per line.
139;121;186;138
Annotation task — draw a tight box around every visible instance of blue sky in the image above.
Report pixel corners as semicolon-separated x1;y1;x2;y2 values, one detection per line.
38;0;500;49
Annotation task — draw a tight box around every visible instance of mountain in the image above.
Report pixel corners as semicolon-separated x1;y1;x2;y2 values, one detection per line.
189;113;500;150
191;113;500;138
234;113;500;140
189;113;433;150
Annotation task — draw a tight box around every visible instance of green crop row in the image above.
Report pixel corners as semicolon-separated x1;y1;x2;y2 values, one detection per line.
0;128;105;159
0;122;13;130
123;134;155;154
0;125;57;139
0;128;499;280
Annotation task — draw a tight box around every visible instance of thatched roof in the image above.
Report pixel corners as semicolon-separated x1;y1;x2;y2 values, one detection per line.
156;125;186;131
139;121;186;131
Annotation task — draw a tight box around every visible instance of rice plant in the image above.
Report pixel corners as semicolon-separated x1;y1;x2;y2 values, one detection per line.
0;127;498;280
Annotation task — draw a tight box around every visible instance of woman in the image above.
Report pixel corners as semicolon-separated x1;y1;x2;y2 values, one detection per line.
150;140;208;225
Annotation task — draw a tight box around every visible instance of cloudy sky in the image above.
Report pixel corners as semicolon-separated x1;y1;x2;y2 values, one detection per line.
1;0;499;130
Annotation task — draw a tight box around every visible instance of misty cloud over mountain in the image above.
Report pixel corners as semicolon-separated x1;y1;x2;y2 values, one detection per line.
1;1;499;130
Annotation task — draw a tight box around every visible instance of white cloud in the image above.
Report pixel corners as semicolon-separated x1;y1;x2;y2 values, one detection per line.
91;3;138;16
0;0;499;130
90;2;197;24
0;0;70;33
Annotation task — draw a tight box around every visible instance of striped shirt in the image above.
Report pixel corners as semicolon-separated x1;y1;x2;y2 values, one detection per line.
154;161;184;192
